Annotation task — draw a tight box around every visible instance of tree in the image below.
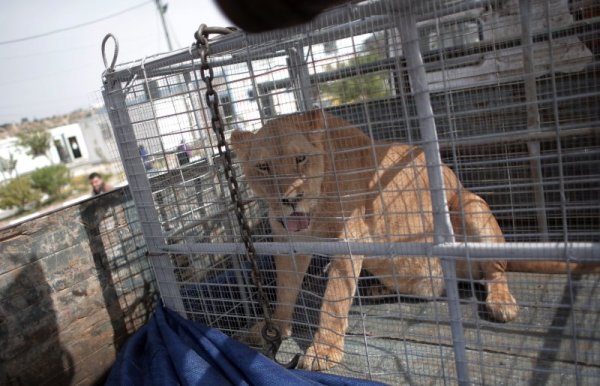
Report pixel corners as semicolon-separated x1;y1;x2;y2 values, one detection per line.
30;164;70;200
17;128;53;163
320;32;390;105
0;153;18;180
320;53;390;105
0;176;40;212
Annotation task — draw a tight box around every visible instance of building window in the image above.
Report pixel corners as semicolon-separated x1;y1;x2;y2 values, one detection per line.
68;137;82;159
54;139;71;163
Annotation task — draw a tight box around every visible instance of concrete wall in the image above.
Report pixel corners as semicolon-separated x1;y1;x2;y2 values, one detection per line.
0;186;157;385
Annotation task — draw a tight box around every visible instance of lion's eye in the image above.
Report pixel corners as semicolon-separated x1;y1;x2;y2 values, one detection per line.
296;155;307;164
256;162;270;173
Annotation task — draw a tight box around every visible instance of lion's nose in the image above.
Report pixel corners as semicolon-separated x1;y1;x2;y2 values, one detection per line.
282;191;304;206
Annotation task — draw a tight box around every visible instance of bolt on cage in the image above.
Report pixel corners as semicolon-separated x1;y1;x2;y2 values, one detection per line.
102;0;600;384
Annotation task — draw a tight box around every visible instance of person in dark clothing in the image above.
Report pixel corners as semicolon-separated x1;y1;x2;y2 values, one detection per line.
176;139;192;166
139;145;154;171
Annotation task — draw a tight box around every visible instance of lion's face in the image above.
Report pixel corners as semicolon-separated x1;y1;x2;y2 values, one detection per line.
231;112;326;232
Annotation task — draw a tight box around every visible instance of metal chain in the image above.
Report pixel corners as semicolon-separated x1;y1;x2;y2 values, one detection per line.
195;24;299;369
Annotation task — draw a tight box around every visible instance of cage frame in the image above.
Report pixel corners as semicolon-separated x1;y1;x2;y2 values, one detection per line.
101;0;600;383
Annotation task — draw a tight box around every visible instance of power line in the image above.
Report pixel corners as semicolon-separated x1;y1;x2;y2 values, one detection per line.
0;43;99;60
0;61;99;86
0;1;152;46
0;34;155;60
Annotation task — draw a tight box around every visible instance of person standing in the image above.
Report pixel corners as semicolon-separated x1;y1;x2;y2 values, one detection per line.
139;145;154;171
177;139;191;166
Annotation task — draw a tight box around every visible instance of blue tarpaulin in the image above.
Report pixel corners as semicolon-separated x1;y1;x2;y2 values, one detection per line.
106;303;386;386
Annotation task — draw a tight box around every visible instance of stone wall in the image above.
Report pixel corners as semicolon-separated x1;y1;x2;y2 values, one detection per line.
0;187;157;385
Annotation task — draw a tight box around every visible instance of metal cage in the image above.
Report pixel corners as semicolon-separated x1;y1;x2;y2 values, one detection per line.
101;0;600;384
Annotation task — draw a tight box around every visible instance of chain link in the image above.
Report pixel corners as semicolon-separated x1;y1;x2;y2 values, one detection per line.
195;25;299;369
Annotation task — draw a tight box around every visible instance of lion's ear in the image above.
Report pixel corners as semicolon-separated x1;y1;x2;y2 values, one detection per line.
230;130;254;161
303;109;327;146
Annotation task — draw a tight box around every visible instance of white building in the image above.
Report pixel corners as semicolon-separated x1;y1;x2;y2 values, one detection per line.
49;124;89;164
0;124;84;182
0;114;116;183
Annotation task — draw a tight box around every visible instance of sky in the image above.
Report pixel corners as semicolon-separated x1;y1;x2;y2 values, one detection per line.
0;0;232;124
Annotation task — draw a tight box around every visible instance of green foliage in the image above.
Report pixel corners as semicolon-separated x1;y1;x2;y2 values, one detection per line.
68;174;91;195
320;32;390;105
0;153;17;179
17;128;52;160
0;176;40;211
30;164;70;199
320;53;390;105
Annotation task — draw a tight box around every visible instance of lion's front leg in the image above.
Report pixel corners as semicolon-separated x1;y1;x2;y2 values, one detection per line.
450;189;518;322
481;261;519;322
299;255;363;371
246;253;312;345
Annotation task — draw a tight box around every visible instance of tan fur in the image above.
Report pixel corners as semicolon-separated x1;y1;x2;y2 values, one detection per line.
230;111;598;370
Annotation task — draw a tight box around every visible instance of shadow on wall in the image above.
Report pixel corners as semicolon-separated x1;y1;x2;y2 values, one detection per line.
0;261;74;385
0;187;158;385
79;190;156;353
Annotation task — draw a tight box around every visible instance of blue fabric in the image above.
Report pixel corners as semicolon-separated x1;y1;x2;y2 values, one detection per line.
106;303;386;386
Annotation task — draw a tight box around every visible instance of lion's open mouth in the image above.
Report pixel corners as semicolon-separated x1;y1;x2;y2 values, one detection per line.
280;212;311;232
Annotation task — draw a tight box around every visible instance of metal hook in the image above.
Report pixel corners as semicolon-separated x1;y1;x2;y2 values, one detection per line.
195;24;237;46
195;24;208;46
261;324;301;369
102;33;119;72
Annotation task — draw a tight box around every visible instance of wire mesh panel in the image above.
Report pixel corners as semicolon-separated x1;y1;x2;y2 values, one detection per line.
102;0;600;384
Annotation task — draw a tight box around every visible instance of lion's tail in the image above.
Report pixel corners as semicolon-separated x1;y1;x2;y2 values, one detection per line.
507;261;600;274
445;185;600;275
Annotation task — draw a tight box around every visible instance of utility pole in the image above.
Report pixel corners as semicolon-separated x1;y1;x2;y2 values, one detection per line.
155;0;173;50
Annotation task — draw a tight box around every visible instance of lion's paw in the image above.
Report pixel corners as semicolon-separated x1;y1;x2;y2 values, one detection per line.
299;342;344;371
486;290;518;322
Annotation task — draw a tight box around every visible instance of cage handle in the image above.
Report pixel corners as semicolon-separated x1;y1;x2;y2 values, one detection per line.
101;33;119;72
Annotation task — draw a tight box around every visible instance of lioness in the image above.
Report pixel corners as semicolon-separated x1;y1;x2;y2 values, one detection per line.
231;110;598;370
